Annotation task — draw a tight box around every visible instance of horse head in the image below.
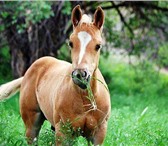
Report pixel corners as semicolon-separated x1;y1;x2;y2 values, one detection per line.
69;5;104;89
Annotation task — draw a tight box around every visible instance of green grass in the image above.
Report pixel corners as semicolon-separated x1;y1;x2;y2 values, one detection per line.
0;55;168;145
100;56;168;146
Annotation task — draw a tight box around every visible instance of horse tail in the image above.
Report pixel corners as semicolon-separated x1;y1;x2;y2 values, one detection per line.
0;77;23;101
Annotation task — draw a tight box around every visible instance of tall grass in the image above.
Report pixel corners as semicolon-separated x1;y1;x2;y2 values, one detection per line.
0;55;168;145
100;55;168;146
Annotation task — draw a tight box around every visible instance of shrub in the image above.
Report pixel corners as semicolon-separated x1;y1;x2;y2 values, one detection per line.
157;43;168;68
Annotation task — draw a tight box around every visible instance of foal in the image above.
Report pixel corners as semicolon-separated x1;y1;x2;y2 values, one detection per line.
0;5;111;145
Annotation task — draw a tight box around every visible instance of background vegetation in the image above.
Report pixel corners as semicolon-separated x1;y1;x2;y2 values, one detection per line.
0;1;168;146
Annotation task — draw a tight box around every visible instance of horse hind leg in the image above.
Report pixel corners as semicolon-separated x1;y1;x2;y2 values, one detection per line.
21;109;46;145
19;76;46;144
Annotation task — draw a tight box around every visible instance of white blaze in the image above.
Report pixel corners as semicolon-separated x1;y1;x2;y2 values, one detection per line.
77;31;92;65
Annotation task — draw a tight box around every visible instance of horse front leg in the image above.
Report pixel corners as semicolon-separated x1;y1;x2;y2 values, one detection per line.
55;122;64;146
93;121;108;146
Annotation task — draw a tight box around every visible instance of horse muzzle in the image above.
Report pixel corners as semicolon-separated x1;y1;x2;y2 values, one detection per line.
72;69;90;89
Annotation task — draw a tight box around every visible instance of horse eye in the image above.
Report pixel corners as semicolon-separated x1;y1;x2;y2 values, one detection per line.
68;41;73;48
95;44;101;51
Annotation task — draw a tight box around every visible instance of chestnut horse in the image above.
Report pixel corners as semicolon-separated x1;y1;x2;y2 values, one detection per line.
0;5;111;145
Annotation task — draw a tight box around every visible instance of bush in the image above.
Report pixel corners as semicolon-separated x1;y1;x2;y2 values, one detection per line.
99;55;168;98
0;46;12;84
157;43;168;68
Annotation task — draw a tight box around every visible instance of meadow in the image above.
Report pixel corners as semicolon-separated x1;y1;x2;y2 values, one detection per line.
0;55;168;146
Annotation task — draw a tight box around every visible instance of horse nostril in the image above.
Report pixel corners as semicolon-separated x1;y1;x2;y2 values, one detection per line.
72;70;81;79
81;70;87;78
76;73;81;79
72;71;75;77
72;69;89;80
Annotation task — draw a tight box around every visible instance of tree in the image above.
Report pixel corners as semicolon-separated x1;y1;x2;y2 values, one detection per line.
0;1;168;78
0;1;79;78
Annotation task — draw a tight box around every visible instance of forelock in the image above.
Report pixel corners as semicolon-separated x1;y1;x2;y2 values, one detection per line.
79;14;92;25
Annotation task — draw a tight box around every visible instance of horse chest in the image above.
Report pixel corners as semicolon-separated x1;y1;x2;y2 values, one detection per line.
59;100;100;130
57;87;106;133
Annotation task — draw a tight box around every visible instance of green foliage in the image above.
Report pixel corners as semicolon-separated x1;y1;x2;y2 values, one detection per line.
57;44;71;62
104;106;168;146
157;43;168;67
0;46;10;60
58;120;83;146
0;100;27;146
61;1;72;15
0;24;5;32
100;56;168;145
0;102;56;146
103;1;168;66
0;1;54;33
0;46;12;83
104;9;122;48
24;1;54;24
38;122;55;145
99;55;168;99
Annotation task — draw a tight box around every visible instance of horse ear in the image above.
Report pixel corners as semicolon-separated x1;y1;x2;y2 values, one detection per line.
93;6;104;30
71;5;82;27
